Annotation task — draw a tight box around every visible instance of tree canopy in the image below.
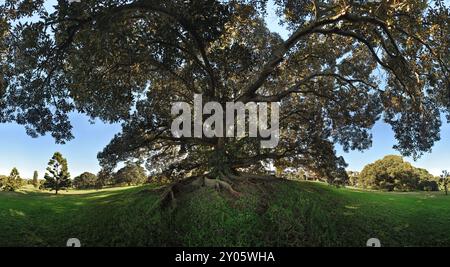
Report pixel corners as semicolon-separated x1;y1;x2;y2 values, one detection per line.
359;155;438;191
114;162;147;186
1;0;449;184
73;171;97;189
3;167;22;192
0;174;6;189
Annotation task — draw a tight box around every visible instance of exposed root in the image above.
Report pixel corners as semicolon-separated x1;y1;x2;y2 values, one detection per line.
159;175;240;209
159;175;201;209
159;171;280;209
204;177;240;197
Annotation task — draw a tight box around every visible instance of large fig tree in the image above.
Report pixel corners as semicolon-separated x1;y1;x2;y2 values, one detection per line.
1;0;449;188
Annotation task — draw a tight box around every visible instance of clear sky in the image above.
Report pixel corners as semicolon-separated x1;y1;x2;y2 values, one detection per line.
0;0;448;178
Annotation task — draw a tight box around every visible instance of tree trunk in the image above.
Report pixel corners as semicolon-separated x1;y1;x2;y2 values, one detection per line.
210;138;231;179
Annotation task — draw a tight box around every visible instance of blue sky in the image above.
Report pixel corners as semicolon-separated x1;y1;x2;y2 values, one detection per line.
0;114;121;178
0;1;449;178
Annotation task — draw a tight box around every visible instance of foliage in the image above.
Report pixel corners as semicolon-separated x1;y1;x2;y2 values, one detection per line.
2;168;22;192
0;1;448;183
38;179;46;190
73;172;98;190
347;171;360;187
418;180;439;192
0;174;6;190
148;175;172;185
359;155;438;192
95;169;114;188
43;152;71;194
113;162;147;186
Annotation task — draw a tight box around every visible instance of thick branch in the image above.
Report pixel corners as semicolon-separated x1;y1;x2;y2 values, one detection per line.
237;10;350;102
250;72;377;102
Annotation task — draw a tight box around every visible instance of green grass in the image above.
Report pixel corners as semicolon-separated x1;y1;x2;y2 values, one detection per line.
1;181;449;247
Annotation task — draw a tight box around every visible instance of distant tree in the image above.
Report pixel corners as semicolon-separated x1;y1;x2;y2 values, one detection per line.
32;171;39;188
440;171;449;196
93;173;102;190
73;172;98;190
114;163;147;186
0;174;7;190
359;155;437;192
418;180;439;192
360;156;413;191
415;168;439;191
96;169;114;188
347;171;360;187
43;152;71;195
297;169;307;181
3;168;22;192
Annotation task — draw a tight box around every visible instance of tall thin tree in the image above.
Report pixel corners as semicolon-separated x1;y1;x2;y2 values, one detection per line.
440;171;449;196
32;171;39;189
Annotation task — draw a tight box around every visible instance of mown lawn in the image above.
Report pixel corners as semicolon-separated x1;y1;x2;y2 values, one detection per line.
0;181;449;247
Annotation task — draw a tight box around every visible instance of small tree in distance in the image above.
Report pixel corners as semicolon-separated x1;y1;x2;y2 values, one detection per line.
440;171;449;196
96;169;113;189
32;171;39;189
359;155;438;192
43;152;71;195
4;168;22;192
114;163;147;186
0;175;6;190
73;172;97;190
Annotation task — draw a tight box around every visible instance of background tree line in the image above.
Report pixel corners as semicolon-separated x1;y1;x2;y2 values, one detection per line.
1;153;448;194
73;162;147;190
0;153;148;193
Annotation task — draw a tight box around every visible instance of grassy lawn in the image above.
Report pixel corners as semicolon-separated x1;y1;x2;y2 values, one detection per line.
0;181;449;247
